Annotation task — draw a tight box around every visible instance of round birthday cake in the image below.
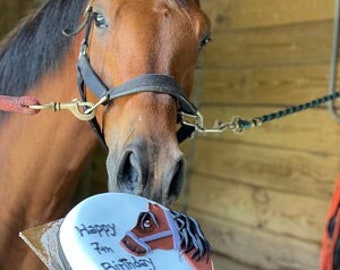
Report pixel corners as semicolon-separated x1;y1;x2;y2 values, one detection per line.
58;193;213;270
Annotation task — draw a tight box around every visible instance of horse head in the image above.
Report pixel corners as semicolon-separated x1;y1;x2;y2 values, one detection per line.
81;0;211;205
121;203;177;256
121;202;212;269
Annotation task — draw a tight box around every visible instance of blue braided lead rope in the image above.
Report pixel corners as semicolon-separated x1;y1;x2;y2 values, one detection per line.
235;91;340;132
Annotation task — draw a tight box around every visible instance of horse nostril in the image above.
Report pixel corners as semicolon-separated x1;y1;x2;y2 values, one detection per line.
117;151;143;194
167;158;185;204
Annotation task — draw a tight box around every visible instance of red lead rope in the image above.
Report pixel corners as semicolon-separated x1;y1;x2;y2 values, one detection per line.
0;95;41;115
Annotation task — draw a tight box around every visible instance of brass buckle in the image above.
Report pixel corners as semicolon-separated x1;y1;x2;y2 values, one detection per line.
29;99;96;121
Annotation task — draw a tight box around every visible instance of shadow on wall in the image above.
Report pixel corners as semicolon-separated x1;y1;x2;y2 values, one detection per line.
0;0;43;38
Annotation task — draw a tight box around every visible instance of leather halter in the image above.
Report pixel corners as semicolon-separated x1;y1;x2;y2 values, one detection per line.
76;7;198;149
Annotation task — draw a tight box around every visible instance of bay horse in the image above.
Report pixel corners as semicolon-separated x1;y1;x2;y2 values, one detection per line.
0;0;211;269
121;203;213;270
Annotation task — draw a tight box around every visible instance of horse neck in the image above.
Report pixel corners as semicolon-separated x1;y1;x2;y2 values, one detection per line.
0;46;98;229
149;235;175;251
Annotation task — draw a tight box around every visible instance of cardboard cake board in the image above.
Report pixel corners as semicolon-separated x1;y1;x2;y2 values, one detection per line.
19;219;65;270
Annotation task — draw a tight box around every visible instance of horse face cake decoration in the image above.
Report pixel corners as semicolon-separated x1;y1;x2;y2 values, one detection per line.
121;203;211;268
29;193;214;270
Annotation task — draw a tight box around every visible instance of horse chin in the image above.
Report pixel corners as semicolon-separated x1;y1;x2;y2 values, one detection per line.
120;236;147;256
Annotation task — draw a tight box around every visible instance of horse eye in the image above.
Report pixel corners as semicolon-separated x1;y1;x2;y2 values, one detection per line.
143;218;152;229
93;12;108;28
200;35;212;48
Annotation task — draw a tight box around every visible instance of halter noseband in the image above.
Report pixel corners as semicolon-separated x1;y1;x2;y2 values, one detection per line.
75;6;198;149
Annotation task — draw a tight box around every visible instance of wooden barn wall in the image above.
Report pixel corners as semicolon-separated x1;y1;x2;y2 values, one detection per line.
176;0;340;269
0;0;42;37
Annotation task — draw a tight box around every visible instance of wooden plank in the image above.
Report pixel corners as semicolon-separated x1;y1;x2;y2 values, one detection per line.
211;252;253;270
192;138;338;200
201;0;334;31
196;65;337;106
186;174;329;243
196;106;340;154
199;20;332;68
188;210;321;270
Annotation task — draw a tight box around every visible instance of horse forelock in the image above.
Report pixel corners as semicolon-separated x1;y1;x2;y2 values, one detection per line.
170;210;211;261
0;0;88;98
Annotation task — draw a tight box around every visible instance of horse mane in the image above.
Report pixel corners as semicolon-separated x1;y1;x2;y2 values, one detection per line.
170;210;211;261
0;0;88;97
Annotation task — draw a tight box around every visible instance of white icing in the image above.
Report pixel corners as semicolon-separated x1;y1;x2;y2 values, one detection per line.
59;193;195;270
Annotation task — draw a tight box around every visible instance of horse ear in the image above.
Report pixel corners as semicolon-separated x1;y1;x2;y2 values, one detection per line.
148;203;160;211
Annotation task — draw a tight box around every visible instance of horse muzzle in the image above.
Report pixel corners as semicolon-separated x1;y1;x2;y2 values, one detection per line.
106;135;185;206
